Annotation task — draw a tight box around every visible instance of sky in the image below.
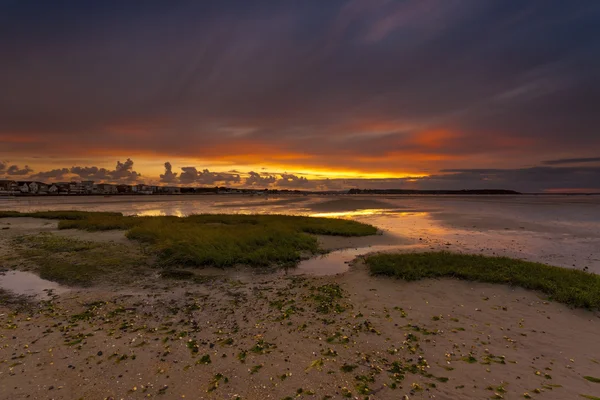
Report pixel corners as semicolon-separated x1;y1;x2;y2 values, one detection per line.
1;0;600;192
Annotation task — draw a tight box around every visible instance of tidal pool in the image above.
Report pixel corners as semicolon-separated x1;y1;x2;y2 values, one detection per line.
0;270;69;298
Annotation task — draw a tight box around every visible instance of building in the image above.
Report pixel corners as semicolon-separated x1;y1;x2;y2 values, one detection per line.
116;184;133;194
96;183;118;194
17;181;39;194
133;184;153;194
158;186;181;194
54;182;71;194
68;182;84;194
81;181;95;194
0;180;19;194
36;182;49;194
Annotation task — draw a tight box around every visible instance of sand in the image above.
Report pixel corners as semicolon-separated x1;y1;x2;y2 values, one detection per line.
1;261;599;400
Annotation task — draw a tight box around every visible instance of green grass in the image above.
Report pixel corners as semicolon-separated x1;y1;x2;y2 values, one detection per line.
13;233;146;286
3;211;377;269
584;376;600;383
365;252;600;309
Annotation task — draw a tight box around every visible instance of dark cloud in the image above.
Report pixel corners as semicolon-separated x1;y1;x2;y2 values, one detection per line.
24;159;141;183
0;161;6;173
112;159;139;180
159;162;178;183
179;167;241;185
277;174;310;188
69;159;140;182
245;171;277;187
6;165;33;175
29;168;70;181
542;157;600;166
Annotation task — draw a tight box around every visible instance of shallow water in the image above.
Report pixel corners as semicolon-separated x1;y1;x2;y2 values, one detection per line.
2;194;600;273
0;270;69;298
293;244;426;276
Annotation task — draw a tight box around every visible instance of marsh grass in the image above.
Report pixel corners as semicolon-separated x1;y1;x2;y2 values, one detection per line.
13;233;146;286
3;211;377;268
366;252;600;309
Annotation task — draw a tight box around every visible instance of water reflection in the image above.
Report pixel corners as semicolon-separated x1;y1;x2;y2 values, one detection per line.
0;270;69;298
309;208;398;218
293;244;426;276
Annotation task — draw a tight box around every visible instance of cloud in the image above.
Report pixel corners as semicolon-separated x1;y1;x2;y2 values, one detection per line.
276;173;310;188
179;167;241;185
6;165;33;176
30;159;141;183
0;161;6;173
159;162;178;183
29;168;70;181
542;157;600;165
245;171;277;187
112;158;139;180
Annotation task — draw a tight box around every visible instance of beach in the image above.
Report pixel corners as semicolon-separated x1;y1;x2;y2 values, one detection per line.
1;195;600;399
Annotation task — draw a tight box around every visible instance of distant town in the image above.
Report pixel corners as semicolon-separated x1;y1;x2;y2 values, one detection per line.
0;179;527;196
0;179;306;196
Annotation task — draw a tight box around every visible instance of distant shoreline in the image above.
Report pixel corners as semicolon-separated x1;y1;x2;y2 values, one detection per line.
2;190;600;197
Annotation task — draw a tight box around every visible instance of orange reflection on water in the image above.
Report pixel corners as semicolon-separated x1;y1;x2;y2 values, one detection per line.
309;209;430;218
309;208;392;218
134;209;185;217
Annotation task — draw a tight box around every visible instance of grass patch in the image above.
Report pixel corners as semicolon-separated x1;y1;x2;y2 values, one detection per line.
584;376;600;383
13;233;146;286
4;211;377;269
366;252;600;309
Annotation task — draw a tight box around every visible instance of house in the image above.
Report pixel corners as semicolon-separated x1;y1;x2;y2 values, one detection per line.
36;182;49;194
159;186;181;194
0;180;19;194
68;182;84;194
54;182;70;194
134;184;153;194
48;184;59;194
116;185;131;194
81;181;95;194
96;183;118;194
17;181;39;194
18;182;29;193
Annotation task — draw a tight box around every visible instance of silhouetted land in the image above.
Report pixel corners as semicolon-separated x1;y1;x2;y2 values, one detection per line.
347;189;521;195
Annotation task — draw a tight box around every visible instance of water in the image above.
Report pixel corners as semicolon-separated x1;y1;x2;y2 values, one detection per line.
293;244;426;276
0;270;69;298
2;194;600;273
